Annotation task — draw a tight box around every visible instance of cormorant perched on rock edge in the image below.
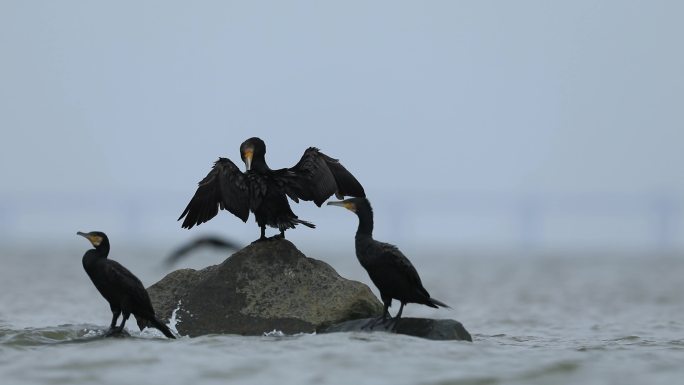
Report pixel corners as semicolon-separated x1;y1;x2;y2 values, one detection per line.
179;137;366;241
328;198;449;330
78;231;176;338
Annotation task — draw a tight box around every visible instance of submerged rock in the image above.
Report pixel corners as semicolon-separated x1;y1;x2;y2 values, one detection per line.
147;239;383;336
321;317;473;341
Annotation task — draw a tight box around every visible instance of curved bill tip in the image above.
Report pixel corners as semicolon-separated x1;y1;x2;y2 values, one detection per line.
243;150;253;171
77;231;88;237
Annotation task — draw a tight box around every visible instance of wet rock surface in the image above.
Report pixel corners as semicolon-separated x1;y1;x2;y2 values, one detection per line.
148;239;383;336
321;317;473;341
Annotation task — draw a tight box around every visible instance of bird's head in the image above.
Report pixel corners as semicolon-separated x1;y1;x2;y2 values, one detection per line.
77;231;109;248
240;137;266;171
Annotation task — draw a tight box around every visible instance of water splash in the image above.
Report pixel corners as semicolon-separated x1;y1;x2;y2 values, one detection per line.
168;300;183;337
263;329;285;337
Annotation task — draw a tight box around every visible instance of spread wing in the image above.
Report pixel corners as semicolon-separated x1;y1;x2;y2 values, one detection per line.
165;235;242;267
277;147;365;206
178;158;250;229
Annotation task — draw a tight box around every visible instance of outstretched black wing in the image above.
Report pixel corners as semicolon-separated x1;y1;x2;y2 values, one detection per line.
277;147;365;206
164;235;242;267
178;158;250;229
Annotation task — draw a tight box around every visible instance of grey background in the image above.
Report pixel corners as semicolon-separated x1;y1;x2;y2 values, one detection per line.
1;1;682;253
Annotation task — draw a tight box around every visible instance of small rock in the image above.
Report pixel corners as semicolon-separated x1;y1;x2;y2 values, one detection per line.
321;317;473;341
148;239;383;336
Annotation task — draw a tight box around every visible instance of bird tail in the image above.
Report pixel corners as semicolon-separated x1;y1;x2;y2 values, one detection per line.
295;219;316;229
137;316;176;339
151;317;176;339
427;297;451;309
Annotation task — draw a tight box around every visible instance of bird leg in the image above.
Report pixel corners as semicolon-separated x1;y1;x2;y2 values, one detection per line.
252;226;268;243
109;309;121;329
106;312;130;336
116;312;130;333
386;302;406;331
272;229;286;239
104;309;121;336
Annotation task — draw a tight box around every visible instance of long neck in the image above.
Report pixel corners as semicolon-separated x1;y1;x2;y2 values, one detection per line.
250;155;270;173
354;207;374;238
95;241;110;258
82;243;110;269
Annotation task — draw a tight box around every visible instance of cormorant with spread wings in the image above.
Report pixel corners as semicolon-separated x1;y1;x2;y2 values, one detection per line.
178;137;366;241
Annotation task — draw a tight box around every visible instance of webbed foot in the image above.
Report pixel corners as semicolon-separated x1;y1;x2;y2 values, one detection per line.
362;316;390;330
104;327;127;337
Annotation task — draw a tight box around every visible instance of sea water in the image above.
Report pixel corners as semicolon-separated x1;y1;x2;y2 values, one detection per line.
1;243;683;385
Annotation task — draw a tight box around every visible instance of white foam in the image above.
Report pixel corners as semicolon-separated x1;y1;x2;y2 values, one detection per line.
168;300;183;337
83;328;104;338
263;329;285;337
262;330;317;337
140;327;164;339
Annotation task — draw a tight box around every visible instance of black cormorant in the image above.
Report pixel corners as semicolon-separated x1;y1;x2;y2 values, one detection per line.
328;198;449;329
165;235;242;267
179;137;366;241
78;231;176;338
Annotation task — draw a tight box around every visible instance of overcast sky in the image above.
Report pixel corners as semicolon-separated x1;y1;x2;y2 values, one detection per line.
1;1;682;250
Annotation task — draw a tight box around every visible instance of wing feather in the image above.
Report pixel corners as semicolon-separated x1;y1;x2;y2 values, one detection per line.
178;158;250;228
368;244;432;300
278;147;365;206
103;260;155;317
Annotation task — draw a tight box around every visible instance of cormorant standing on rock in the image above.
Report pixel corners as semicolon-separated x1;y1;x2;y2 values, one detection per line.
328;198;449;329
179;137;366;241
78;231;175;338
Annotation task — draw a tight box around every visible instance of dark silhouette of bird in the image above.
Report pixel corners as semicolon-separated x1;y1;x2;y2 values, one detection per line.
179;137;366;241
328;198;449;329
165;235;242;267
77;231;176;338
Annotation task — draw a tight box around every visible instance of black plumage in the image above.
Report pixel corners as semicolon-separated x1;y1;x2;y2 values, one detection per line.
328;198;449;329
78;231;175;338
179;137;366;240
165;235;242;267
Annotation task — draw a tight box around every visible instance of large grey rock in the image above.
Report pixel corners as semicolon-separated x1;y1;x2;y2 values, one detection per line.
148;239;383;336
321;317;473;341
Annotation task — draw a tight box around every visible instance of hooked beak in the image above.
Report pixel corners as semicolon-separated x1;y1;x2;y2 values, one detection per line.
77;231;101;246
244;149;253;171
327;200;355;212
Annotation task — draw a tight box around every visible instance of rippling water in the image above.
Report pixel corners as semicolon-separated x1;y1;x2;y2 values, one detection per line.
1;244;683;384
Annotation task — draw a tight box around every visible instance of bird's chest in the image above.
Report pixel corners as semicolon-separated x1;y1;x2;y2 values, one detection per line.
355;242;377;269
247;173;286;208
83;260;113;297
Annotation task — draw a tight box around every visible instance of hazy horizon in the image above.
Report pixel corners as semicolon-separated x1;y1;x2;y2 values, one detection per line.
1;1;683;252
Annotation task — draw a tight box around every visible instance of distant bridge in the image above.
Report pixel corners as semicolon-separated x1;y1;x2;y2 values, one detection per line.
0;190;680;252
